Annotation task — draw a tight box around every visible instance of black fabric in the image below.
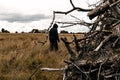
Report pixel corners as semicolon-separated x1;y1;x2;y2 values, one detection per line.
50;40;58;51
49;26;59;51
49;28;59;42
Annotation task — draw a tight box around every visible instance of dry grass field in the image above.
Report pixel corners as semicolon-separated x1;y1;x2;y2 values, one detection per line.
0;33;82;80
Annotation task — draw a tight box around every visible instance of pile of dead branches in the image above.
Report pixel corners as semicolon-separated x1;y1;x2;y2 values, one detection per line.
51;0;120;80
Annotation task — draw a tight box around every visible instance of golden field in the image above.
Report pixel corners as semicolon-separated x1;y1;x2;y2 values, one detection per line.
0;33;82;80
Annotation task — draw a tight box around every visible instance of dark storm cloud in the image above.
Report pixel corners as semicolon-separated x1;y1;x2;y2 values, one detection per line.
0;13;51;23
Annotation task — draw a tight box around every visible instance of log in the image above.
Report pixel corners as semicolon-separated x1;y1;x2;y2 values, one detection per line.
61;37;76;59
88;1;110;20
105;73;120;78
94;34;118;51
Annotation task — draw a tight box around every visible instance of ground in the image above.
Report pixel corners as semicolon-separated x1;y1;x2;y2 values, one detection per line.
0;33;82;80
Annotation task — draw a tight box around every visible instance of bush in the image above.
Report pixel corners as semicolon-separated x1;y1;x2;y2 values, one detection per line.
60;30;69;34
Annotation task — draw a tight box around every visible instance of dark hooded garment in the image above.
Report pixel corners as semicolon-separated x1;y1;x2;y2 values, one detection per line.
49;24;59;51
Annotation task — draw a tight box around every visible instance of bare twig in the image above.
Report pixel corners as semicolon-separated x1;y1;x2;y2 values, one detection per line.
97;59;108;80
40;68;64;71
47;11;56;31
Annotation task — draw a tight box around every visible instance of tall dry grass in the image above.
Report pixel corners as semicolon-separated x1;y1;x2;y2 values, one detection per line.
0;33;82;80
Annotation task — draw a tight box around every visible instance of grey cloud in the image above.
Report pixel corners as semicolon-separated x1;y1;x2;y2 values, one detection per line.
0;13;51;23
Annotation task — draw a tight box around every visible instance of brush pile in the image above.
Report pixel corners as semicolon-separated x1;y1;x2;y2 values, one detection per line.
56;0;120;80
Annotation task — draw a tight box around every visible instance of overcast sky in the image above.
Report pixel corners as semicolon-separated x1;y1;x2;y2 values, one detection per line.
0;0;100;33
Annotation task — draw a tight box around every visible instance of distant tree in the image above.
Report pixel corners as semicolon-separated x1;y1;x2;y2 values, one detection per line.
39;29;47;33
29;29;40;33
21;31;25;33
29;29;47;33
15;31;18;33
60;30;69;34
70;32;74;34
1;28;10;33
1;28;5;32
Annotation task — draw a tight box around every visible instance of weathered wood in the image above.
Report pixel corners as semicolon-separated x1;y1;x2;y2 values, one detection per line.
40;68;64;71
94;34;118;51
61;37;76;59
105;73;120;78
88;1;110;20
45;0;120;80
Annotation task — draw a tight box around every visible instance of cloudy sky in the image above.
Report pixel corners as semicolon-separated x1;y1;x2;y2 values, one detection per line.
0;0;100;33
